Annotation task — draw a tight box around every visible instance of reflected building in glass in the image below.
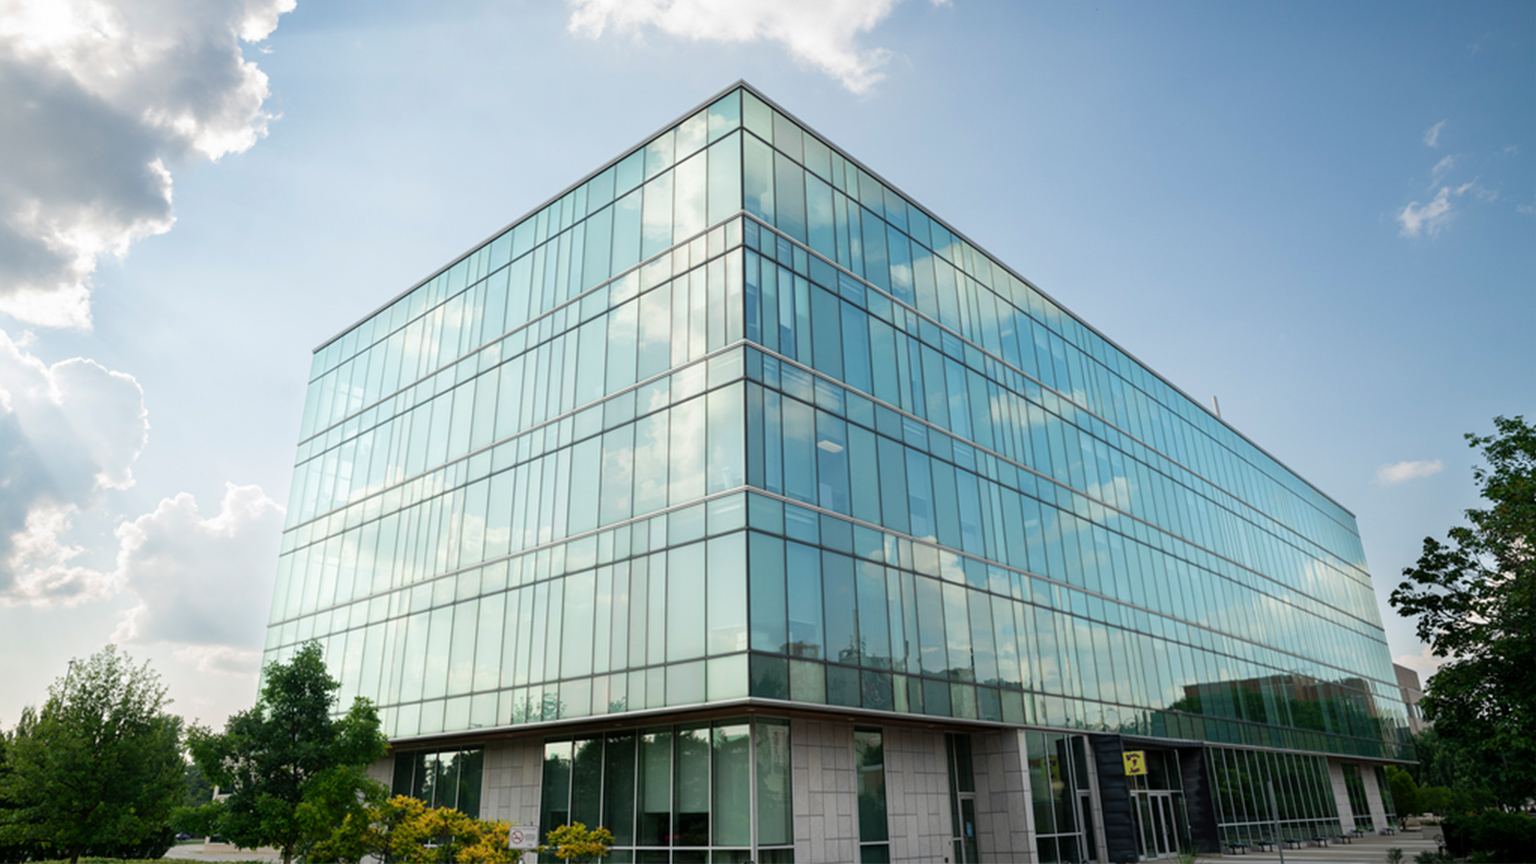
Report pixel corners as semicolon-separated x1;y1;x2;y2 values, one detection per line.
267;83;1412;862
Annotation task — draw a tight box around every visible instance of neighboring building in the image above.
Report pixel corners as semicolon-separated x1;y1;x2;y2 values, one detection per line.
265;83;1413;862
1394;663;1428;735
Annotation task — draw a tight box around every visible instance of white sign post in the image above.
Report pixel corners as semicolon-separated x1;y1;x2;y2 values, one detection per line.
507;825;539;851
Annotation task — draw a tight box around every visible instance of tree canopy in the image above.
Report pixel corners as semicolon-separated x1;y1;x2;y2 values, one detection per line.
186;641;388;864
1390;414;1536;805
0;646;184;864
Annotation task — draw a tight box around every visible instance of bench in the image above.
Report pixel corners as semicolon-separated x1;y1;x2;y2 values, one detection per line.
1224;841;1251;854
1282;838;1306;849
1310;836;1332;847
1252;839;1276;852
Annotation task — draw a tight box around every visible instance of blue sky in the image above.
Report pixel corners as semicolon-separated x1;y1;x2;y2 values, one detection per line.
0;0;1530;727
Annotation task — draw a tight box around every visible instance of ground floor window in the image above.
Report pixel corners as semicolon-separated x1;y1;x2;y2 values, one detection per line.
1341;764;1373;832
541;716;793;863
855;729;889;863
1374;765;1397;826
1207;745;1339;845
1025;731;1088;864
390;747;484;816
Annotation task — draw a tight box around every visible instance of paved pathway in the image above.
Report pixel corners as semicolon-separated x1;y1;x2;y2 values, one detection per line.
1206;828;1439;862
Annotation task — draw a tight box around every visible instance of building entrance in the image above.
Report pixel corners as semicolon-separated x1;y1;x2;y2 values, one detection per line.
1133;790;1187;859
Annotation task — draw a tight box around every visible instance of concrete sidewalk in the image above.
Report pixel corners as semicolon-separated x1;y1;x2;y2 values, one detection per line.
1204;828;1439;862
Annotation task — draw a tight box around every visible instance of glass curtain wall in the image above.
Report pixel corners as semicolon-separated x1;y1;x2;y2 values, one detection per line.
270;83;1407;766
268;85;751;741
540;717;792;864
729;83;1405;760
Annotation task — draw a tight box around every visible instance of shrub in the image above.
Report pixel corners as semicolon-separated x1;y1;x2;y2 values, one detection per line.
1441;811;1536;863
314;795;521;864
537;823;615;863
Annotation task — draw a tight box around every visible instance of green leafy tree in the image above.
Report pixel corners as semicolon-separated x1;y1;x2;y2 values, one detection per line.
186;641;388;864
184;759;215;807
1390;415;1536;806
1385;765;1422;816
0;646;184;864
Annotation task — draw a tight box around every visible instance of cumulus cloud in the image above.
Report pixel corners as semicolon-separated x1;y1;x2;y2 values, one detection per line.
1;330;280;659
1375;459;1443;485
566;0;948;94
0;0;295;328
1397;181;1475;238
1423;119;1446;147
0;328;148;605
110;483;284;649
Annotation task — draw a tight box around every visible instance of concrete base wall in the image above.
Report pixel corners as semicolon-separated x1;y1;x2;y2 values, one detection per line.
972;729;1035;862
883;726;955;863
790;718;859;863
483;737;546;827
1361;764;1389;831
367;754;393;789
1327;759;1354;835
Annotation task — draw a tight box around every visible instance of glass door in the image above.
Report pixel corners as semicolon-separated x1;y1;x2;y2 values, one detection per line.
956;797;979;863
1134;792;1182;860
1158;796;1179;854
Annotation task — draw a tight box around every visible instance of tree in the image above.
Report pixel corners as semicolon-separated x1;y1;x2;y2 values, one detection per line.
0;646;185;864
1385;765;1422;817
186;641;388;864
313;794;521;864
1390;415;1536;806
184;759;214;807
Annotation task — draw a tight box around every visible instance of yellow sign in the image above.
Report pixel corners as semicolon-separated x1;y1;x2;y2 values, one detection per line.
1123;750;1148;776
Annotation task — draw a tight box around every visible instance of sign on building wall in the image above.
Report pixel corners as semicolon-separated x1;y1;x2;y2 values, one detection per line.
1123;750;1148;776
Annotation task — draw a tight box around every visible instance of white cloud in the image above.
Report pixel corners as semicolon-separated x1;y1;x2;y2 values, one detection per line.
1431;154;1456;179
1395;643;1446;682
1397;181;1475;238
1375;459;1444;485
0;328;148;605
566;0;948;94
172;644;263;677
0;330;280;659
110;483;284;650
0;0;296;329
1423;119;1446;147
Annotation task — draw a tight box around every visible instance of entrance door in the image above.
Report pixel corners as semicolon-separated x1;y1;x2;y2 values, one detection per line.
955;797;979;863
1133;791;1183;860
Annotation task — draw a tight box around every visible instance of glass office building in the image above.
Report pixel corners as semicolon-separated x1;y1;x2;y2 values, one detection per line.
266;83;1411;862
